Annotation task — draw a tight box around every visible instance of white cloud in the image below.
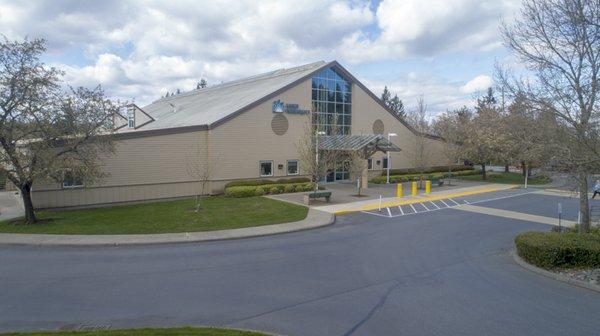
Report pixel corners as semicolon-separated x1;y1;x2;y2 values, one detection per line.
0;0;520;107
460;75;493;94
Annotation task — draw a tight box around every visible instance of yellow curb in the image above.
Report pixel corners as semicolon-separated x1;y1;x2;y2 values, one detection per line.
334;185;518;215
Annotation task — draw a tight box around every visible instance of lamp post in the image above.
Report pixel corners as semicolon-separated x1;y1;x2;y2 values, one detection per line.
315;130;326;192
386;133;397;184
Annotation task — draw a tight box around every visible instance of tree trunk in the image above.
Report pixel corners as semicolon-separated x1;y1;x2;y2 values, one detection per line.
504;163;509;173
579;173;590;233
19;183;37;224
481;163;487;180
521;161;526;176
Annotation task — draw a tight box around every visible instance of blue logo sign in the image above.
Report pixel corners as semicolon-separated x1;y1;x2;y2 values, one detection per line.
272;100;285;113
272;100;309;114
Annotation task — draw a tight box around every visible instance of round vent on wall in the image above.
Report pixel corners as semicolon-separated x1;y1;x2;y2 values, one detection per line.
372;119;384;134
271;114;289;135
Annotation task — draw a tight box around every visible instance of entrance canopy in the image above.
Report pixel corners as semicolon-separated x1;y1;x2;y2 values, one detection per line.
318;134;401;157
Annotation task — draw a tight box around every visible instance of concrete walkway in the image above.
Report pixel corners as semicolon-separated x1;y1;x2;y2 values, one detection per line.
314;183;518;214
454;204;577;227
0;191;24;221
0;208;334;247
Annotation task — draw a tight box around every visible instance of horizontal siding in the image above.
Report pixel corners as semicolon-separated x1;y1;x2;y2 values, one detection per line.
210;79;311;181
32;181;203;209
351;85;448;169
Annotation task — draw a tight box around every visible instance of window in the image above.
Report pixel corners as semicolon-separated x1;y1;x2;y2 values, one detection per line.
287;160;299;175
382;157;388;169
367;158;372;170
127;108;135;128
259;161;273;177
311;67;352;135
62;170;83;188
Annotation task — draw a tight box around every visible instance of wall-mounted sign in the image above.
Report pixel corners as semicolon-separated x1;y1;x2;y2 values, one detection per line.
272;100;310;114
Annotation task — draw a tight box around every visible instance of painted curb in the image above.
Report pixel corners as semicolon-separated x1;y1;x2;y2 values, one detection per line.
0;209;335;247
511;250;600;294
334;184;518;215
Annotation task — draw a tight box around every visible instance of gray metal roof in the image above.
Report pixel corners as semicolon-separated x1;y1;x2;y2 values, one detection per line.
124;61;327;132
318;134;401;152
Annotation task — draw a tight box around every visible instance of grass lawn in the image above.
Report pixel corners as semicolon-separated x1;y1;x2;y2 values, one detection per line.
0;327;267;336
0;196;308;235
457;172;551;185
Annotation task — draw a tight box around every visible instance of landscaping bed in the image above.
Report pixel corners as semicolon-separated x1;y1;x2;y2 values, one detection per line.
224;177;322;197
515;228;600;269
457;172;551;184
370;169;478;184
0;196;308;235
0;327;268;336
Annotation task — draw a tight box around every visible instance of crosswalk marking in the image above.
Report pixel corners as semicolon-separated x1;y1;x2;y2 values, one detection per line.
360;191;537;219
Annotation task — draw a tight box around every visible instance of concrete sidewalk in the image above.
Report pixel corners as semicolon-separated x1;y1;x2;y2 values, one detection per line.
0;208;334;247
314;183;518;214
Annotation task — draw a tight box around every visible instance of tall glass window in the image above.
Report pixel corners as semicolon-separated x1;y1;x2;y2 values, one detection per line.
311;67;352;135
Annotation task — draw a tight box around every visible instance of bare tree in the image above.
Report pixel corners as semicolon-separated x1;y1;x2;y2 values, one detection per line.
499;0;600;233
0;37;119;223
432;106;471;185
406;96;431;185
297;114;326;192
346;150;368;196
185;140;212;212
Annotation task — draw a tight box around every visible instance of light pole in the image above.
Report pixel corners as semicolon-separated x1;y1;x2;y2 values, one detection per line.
386;133;397;184
315;130;326;192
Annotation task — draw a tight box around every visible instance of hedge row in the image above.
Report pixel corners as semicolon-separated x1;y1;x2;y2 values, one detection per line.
224;177;311;188
383;165;474;176
515;231;600;269
225;182;316;198
370;169;479;184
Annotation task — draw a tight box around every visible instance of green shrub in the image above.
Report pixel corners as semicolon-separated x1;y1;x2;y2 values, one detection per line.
515;231;600;269
225;177;310;188
254;187;265;196
370;169;479;184
225;182;316;197
225;186;258;197
385;165;474;176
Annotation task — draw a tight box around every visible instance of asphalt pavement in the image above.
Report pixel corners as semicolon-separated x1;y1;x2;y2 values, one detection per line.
1;189;599;336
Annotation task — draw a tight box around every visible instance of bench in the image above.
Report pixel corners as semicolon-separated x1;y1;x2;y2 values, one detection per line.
431;178;444;187
303;191;332;204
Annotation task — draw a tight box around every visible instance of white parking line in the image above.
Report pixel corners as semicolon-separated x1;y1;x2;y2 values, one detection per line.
360;191;537;219
410;204;417;213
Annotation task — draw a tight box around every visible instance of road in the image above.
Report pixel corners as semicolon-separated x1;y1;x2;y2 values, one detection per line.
1;189;599;336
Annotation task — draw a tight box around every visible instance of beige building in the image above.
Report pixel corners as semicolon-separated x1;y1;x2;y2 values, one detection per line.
29;61;448;209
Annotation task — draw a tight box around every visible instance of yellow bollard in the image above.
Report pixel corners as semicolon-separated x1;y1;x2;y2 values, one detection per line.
425;180;431;194
396;183;403;197
411;181;417;196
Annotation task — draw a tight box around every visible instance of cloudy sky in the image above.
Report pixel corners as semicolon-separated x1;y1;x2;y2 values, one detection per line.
0;0;523;116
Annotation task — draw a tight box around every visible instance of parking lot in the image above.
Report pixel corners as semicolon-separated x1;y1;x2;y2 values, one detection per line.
1;188;599;336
